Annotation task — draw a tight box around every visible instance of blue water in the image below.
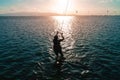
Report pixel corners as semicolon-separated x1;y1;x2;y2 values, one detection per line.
0;16;120;80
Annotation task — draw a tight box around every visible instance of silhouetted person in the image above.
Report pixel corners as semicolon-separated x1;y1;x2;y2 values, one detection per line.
53;31;64;60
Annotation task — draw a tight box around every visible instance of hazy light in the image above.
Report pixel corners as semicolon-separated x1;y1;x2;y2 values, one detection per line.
0;0;120;15
53;16;73;34
52;16;75;57
52;0;75;14
53;0;68;14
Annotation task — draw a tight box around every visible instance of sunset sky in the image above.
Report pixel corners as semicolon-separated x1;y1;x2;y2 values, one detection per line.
0;0;120;15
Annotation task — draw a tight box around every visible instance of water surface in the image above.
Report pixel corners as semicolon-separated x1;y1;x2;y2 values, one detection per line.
0;16;120;80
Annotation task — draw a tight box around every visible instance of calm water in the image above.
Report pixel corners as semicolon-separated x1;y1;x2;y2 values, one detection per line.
0;16;120;80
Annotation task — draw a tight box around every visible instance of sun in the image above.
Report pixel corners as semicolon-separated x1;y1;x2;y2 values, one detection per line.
53;0;69;14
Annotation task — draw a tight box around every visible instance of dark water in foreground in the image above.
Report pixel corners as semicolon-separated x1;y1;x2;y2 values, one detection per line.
0;16;120;80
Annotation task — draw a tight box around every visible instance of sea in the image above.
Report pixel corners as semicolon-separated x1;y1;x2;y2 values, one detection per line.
0;16;120;80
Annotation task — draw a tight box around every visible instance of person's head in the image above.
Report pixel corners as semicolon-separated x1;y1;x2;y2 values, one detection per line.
54;35;58;40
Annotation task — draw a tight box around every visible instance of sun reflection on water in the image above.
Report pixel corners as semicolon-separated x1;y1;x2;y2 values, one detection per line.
52;16;73;34
52;16;75;58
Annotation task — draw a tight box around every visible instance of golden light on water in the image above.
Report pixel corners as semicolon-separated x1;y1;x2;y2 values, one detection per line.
53;16;73;34
52;16;75;57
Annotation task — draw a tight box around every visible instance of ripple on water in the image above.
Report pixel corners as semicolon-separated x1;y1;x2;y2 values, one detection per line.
0;16;120;80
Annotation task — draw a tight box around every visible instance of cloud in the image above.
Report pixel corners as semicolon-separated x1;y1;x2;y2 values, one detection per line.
100;0;120;3
100;0;112;3
0;0;55;13
16;0;53;10
0;0;120;15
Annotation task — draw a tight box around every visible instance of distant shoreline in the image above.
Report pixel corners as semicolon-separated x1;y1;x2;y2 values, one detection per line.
0;12;120;17
0;15;120;17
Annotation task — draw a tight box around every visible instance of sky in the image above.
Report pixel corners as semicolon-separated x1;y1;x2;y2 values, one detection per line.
0;0;120;15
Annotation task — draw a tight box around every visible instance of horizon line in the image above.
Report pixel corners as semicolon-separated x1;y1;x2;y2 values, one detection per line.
0;12;120;16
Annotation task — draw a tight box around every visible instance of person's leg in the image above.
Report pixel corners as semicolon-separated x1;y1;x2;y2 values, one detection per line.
55;51;58;59
59;49;63;57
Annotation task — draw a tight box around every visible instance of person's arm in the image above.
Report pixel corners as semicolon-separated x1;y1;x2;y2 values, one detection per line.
59;33;64;41
55;31;59;36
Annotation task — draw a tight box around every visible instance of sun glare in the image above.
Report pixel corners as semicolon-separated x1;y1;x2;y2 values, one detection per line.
53;0;69;14
52;16;75;54
53;16;73;34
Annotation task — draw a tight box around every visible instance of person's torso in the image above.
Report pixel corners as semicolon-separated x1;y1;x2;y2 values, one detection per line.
53;39;60;46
